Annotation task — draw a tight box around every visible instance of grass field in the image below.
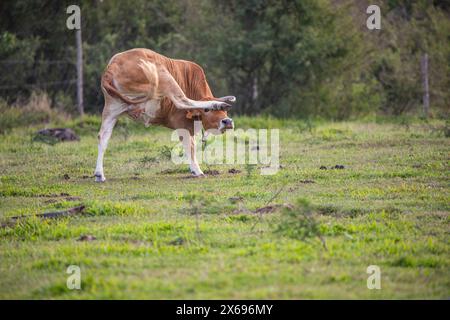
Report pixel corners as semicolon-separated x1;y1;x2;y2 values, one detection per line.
0;115;449;299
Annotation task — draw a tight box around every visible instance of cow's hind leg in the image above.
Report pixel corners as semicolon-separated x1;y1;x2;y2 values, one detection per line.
94;102;122;182
157;66;231;112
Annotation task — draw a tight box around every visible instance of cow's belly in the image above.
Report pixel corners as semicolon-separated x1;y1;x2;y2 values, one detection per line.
126;99;161;126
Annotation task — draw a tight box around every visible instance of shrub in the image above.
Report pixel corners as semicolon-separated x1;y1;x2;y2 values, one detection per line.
274;198;327;249
0;92;62;134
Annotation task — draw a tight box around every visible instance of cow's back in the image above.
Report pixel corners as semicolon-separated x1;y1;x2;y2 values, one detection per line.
103;48;218;130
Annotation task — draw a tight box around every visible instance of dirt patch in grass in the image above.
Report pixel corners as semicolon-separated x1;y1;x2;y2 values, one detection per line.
43;196;81;204
181;175;205;179
319;165;345;170
204;169;220;176
160;168;190;175
38;193;81;202
179;169;220;179
33;128;79;145
299;179;315;184
77;234;96;241
37;192;71;198
1;205;86;228
228;196;244;203
233;203;293;215
254;205;281;214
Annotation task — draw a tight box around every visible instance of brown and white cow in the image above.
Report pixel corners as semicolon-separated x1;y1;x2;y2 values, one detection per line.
94;48;235;182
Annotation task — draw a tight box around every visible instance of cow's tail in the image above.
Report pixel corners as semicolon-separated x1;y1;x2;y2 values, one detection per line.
138;59;159;97
101;59;158;105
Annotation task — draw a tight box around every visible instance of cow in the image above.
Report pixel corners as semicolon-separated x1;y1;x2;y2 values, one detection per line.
94;48;235;182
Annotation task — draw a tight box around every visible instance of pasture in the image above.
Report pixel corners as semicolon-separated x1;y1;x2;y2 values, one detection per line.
0;116;448;299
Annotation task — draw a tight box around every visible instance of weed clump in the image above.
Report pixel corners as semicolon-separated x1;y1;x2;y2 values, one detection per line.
274;198;327;250
244;163;257;178
158;145;173;161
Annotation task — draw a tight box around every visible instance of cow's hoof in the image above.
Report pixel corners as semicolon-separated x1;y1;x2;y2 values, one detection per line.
207;102;231;112
190;171;205;177
94;173;106;182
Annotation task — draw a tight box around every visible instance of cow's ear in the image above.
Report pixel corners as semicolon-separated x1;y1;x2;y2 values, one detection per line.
186;110;201;119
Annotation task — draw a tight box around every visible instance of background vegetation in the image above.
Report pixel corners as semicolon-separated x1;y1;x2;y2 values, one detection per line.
0;0;449;119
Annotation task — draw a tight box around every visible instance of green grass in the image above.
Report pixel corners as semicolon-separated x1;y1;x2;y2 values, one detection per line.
0;115;449;299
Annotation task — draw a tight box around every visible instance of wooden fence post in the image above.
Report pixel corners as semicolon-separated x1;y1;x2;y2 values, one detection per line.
76;28;84;116
420;53;429;117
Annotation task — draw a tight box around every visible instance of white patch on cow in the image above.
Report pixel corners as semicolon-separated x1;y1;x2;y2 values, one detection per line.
142;99;161;126
112;78;122;91
108;98;127;114
125;98;161;126
121;91;148;102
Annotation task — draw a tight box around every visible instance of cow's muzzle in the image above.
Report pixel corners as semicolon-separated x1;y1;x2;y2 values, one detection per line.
219;118;234;132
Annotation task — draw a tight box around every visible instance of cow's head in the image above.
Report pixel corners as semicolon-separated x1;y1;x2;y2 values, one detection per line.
186;96;235;134
203;109;234;133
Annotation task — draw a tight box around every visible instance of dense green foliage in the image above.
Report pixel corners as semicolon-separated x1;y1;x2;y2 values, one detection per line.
0;0;449;118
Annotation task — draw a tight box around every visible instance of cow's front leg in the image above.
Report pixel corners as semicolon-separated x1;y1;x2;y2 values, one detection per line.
94;114;118;182
188;135;204;176
178;130;204;177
